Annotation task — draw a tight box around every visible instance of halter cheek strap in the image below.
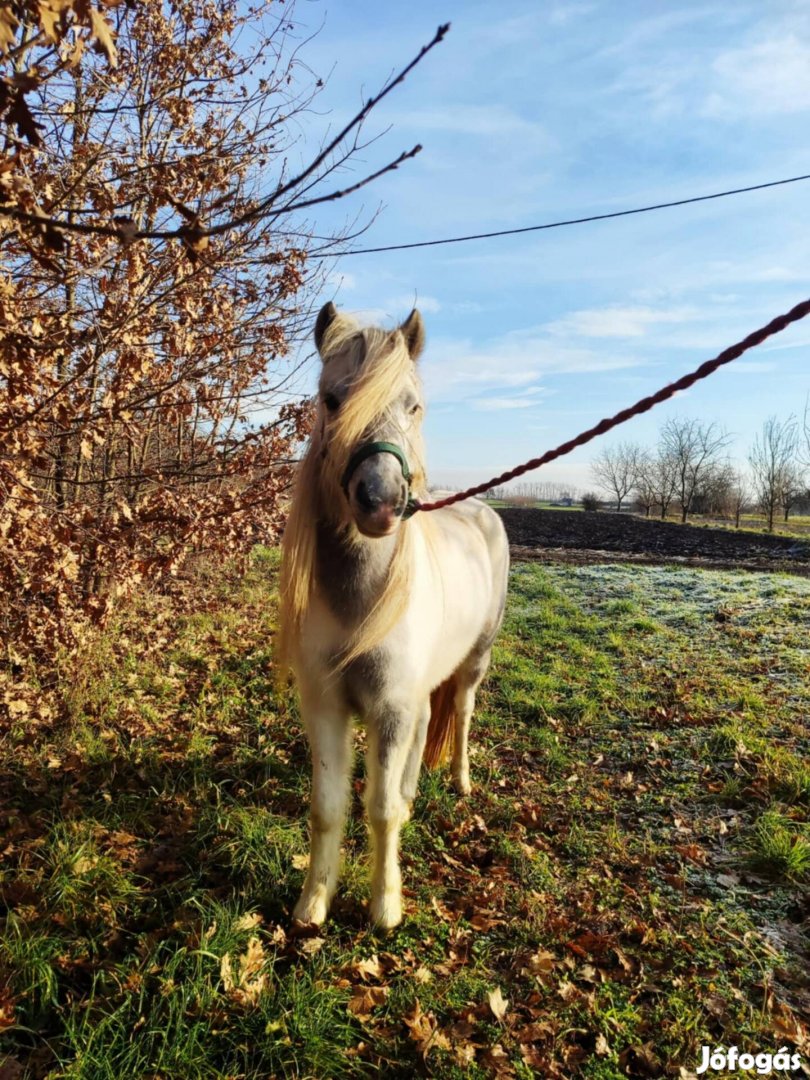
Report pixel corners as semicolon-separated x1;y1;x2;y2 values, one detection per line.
341;441;419;518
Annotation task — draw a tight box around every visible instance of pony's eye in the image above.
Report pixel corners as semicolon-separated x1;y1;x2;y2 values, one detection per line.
409;402;421;416
323;393;340;412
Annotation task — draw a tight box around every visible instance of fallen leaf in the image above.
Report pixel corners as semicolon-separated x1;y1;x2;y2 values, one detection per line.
488;986;509;1022
347;985;389;1020
234;912;263;932
354;955;382;981
298;936;325;956
403;1000;451;1058
595;1032;610;1057
527;949;556;975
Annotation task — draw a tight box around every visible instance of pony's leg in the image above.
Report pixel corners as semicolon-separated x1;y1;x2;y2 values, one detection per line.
452;649;491;796
365;706;415;929
400;699;431;817
294;693;352;927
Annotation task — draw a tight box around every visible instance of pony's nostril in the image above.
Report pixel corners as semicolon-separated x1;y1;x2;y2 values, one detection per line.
356;480;379;512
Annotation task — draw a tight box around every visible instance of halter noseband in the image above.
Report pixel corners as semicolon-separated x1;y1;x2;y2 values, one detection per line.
341;441;418;518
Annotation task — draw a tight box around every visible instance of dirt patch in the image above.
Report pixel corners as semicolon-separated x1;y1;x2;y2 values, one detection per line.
497;508;810;575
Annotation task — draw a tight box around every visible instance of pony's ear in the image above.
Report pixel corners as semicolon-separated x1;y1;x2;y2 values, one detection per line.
400;309;425;362
314;301;338;356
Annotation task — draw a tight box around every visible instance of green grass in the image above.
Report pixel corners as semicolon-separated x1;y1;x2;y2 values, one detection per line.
1;552;808;1076
748;811;810;881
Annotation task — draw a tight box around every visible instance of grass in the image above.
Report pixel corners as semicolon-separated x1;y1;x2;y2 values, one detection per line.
748;812;810;881
1;552;808;1077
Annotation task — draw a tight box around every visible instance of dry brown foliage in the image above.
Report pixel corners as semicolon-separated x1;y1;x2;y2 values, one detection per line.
0;1;370;664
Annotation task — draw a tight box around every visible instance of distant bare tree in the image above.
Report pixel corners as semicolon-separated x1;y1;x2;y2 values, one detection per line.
748;416;800;531
591;442;642;512
714;466;749;527
638;448;679;520
660;419;731;523
510;480;577;502
780;461;805;522
634;451;656;517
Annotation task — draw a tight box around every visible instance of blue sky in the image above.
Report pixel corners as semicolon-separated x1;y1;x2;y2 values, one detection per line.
287;0;810;491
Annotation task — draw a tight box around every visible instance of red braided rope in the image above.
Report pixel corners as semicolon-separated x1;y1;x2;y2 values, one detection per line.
413;296;810;514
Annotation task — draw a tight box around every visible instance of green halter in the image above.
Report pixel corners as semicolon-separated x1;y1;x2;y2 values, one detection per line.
341;441;419;518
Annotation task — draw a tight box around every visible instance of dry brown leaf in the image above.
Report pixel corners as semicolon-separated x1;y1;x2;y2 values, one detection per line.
89;8;118;66
527;949;556;974
298;936;325;956
514;1021;554;1044
430;896;454;922
0;1057;25;1080
234;912;263;932
454;1043;476;1067
480;1043;514;1077
488;986;509;1023
347;985;389;1020
403;1000;450;1057
348;955;382;982
220;936;267;1007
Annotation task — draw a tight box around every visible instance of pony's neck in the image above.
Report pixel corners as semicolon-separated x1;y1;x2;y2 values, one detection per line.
315;516;399;624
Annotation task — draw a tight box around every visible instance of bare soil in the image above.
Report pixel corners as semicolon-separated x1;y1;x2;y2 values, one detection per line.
497;507;810;576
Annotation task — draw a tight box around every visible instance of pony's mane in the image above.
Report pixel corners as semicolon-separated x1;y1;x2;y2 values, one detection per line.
277;313;431;680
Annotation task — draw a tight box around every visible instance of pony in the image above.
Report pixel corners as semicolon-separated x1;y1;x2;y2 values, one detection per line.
278;302;509;929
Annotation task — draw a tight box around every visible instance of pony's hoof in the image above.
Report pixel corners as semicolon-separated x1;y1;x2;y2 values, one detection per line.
293;892;328;927
452;772;471;797
370;892;402;930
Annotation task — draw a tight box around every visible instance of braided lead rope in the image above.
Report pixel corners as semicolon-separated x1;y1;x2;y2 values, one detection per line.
412;297;810;515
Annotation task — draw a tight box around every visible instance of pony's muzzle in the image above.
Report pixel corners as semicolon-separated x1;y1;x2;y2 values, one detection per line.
348;462;408;538
342;441;412;538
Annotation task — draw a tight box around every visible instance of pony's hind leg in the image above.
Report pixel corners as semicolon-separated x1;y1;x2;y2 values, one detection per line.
452;648;492;796
365;704;416;929
294;690;352;927
400;699;431;817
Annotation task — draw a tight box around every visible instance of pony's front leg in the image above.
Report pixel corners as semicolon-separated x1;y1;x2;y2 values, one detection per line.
294;690;352;927
366;705;415;929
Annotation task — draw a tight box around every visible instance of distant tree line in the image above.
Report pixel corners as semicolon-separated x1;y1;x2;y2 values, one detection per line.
486;481;579;504
587;412;810;531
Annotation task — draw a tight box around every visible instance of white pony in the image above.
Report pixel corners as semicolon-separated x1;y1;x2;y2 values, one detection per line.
278;303;509;929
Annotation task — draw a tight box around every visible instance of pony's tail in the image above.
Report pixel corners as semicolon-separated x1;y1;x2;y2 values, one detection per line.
423;675;457;769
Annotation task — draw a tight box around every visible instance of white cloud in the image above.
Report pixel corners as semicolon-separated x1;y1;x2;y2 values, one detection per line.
471;385;549;411
544;304;698;339
386;104;554;147
324;270;357;293
729;361;777;373
704;35;810;117
472;396;542;411
422;331;643;403
386;294;442;315
548;3;597;27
